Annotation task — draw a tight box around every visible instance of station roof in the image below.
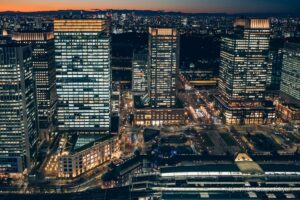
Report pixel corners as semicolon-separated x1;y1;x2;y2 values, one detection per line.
260;164;300;172
160;164;240;173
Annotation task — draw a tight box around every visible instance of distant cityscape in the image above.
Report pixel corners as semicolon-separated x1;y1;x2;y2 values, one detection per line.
0;8;300;200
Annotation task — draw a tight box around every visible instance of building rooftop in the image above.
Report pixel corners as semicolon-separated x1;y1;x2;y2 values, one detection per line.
0;42;29;48
54;19;107;32
260;164;300;172
160;164;240;173
234;153;264;174
65;134;114;154
12;31;54;41
134;95;184;109
234;18;270;29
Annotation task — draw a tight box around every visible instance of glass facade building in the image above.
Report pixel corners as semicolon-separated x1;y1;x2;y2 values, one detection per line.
0;44;38;173
280;42;300;102
54;19;111;134
12;32;57;137
268;39;284;91
216;19;275;125
132;50;148;95
148;27;179;108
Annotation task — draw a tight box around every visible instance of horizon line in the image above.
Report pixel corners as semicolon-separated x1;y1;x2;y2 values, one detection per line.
0;9;298;15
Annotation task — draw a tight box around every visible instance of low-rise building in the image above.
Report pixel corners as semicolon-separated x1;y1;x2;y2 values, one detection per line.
134;108;186;126
102;155;143;188
58;134;120;178
275;99;300;125
130;154;300;199
133;96;186;126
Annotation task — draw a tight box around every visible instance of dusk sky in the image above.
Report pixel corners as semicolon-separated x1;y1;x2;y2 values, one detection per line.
0;0;299;13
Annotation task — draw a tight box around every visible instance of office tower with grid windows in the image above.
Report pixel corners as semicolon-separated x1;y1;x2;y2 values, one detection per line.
133;27;185;127
54;19;111;134
132;50;148;95
148;27;179;108
274;42;300;125
267;39;284;91
216;19;275;125
280;42;300;102
0;44;38;173
12;31;57;137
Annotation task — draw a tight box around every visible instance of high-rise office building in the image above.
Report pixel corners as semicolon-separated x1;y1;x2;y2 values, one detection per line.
12;32;57;137
0;44;38;173
275;42;300;125
148;27;179;108
280;42;300;101
54;19;111;134
133;28;184;127
216;19;275;125
268;39;284;91
132;50;148;95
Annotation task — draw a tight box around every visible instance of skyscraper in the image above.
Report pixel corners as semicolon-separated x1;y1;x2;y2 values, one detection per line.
132;50;148;95
0;44;38;173
133;27;184;127
54;19;111;134
268;39;284;91
280;42;300;101
148;27;179;108
216;19;275;125
12;31;57;137
274;42;300;125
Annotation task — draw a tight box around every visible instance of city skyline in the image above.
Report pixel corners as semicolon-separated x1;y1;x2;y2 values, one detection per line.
0;0;300;14
0;1;300;198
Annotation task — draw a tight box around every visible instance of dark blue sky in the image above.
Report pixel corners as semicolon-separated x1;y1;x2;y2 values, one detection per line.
1;0;300;13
